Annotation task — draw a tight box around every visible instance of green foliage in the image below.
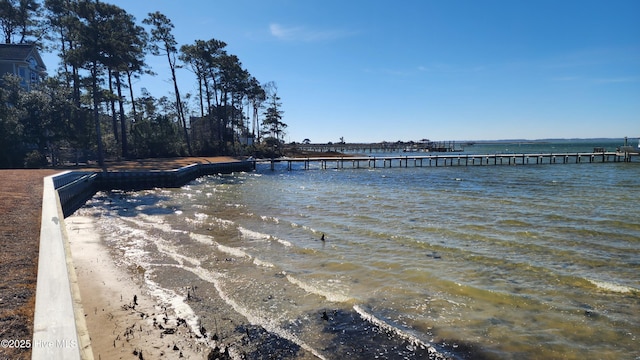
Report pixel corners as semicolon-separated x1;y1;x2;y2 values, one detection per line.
0;76;23;167
0;74;62;167
251;138;282;158
261;84;286;143
24;150;47;168
0;1;289;167
131;115;183;158
0;0;42;44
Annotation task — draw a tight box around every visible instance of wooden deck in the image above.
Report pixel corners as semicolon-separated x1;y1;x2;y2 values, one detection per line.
261;151;638;170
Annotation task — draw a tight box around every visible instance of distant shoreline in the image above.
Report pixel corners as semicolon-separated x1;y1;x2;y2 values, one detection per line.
447;137;631;144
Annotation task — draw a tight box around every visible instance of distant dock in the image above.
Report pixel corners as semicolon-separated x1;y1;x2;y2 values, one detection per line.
262;151;637;171
293;140;463;153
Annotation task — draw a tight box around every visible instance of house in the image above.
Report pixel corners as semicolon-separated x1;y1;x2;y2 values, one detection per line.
0;43;47;90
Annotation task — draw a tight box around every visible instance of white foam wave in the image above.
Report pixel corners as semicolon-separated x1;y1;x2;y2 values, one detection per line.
217;244;250;259
101;221;207;340
155;240;200;267
211;217;234;228
353;305;435;353
190;233;215;245
184;212;210;226
190;233;274;268
211;274;328;360
285;275;351;303
253;258;275;268
164;262;327;360
194;212;208;221
238;227;292;247
277;239;292;247
260;215;280;224
238;227;271;240
301;225;319;234
290;222;320;235
131;214;189;235
588;279;637;294
144;268;204;338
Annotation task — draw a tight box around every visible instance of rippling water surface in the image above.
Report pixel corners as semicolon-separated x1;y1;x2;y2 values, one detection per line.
76;140;640;359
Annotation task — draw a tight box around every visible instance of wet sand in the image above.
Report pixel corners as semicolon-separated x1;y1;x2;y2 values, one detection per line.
66;216;216;359
65;213;331;359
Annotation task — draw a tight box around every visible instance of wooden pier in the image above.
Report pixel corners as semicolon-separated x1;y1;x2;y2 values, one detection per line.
262;151;638;171
292;140;462;153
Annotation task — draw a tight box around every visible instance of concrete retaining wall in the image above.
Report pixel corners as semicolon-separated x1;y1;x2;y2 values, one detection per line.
93;161;254;191
32;160;254;359
32;175;90;360
55;172;99;218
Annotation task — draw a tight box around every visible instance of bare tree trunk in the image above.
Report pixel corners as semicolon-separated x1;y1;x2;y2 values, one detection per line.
168;52;192;155
253;104;259;142
108;68;119;145
92;62;104;167
115;72;128;158
198;75;204;117
126;71;138;122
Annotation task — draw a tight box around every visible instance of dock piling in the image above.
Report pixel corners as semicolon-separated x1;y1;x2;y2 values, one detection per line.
259;151;636;171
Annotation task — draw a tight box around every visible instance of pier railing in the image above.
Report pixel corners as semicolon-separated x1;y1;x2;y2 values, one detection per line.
262;151;637;171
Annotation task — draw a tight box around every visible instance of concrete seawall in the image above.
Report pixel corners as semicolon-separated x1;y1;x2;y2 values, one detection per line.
32;160;254;360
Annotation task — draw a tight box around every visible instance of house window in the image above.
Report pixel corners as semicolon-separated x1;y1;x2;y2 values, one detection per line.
30;70;37;84
18;66;27;86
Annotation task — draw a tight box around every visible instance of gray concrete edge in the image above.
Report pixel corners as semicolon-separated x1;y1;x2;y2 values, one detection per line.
32;172;93;360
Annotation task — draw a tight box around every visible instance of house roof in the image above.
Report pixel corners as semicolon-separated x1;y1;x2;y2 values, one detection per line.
0;43;46;70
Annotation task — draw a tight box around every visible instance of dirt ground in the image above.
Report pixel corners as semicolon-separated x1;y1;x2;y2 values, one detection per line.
0;157;239;359
67;155;240;171
0;170;57;360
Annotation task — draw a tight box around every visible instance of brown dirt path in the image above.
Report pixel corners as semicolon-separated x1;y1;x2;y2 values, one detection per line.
0;170;57;360
72;156;239;171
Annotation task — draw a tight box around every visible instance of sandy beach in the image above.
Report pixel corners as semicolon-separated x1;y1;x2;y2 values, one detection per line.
65;211;329;360
60;156;283;359
66;215;218;359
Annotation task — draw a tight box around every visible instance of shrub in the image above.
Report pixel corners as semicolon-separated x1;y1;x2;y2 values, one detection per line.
24;150;48;168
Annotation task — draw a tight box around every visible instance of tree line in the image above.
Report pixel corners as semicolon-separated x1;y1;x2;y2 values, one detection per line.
0;0;287;168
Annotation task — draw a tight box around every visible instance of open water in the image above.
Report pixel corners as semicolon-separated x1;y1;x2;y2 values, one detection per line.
74;139;640;359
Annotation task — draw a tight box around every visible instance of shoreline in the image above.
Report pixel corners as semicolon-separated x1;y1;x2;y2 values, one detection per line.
66;215;216;359
64;213;331;360
64;201;451;360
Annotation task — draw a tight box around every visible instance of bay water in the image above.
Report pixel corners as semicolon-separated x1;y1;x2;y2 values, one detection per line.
74;139;639;359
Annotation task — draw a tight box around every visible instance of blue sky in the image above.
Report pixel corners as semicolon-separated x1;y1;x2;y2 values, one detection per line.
44;0;640;142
